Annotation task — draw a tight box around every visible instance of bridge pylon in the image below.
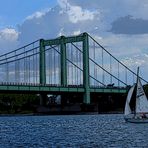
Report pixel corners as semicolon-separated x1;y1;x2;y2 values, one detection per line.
60;36;67;86
83;33;90;104
39;39;47;105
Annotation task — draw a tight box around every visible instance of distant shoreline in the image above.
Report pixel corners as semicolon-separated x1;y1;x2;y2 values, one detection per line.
0;111;123;117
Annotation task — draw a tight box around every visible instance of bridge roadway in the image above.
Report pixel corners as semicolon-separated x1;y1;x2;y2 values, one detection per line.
0;83;127;94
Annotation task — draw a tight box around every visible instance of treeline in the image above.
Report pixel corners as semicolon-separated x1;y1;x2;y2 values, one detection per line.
0;94;40;114
144;84;148;94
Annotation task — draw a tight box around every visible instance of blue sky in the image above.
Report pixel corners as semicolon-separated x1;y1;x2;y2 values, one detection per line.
0;0;57;28
1;0;148;80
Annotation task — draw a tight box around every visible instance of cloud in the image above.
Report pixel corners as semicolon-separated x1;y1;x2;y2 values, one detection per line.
0;28;19;52
26;11;47;20
17;1;101;46
69;0;148;18
58;0;99;23
1;0;148;80
122;55;146;67
110;15;148;34
0;28;18;41
73;30;81;35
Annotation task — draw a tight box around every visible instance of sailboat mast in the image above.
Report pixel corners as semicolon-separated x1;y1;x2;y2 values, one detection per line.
136;67;139;84
134;67;139;116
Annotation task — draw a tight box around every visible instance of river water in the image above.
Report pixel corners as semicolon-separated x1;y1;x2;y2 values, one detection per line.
0;114;148;148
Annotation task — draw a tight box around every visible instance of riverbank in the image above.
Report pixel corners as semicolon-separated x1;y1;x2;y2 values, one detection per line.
0;111;123;117
0;103;124;116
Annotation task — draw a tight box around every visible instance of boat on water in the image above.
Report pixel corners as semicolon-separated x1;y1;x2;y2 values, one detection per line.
124;67;148;123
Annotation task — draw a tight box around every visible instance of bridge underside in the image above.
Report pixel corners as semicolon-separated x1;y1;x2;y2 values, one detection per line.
0;84;127;112
0;83;128;109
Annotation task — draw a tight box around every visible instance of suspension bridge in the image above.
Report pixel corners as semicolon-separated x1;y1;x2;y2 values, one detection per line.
0;32;147;106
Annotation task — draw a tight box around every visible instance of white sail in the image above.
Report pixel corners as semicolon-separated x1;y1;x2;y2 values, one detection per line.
124;84;135;115
136;77;148;113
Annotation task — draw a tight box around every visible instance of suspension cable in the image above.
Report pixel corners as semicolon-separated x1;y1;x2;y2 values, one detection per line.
88;34;148;84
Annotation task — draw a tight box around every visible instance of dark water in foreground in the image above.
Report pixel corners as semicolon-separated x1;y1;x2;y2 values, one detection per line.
0;114;148;148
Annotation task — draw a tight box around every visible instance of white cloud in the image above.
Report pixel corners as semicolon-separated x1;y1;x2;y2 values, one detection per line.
94;34;148;59
58;0;99;23
58;27;65;36
121;53;148;71
17;2;101;45
25;9;51;20
73;30;81;35
68;5;96;23
26;12;45;20
0;28;19;52
0;28;18;41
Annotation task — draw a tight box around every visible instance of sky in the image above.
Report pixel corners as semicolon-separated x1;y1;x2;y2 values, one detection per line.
1;0;148;80
0;0;57;28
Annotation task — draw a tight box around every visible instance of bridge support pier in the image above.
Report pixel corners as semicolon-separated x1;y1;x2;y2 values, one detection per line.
40;94;47;106
83;91;90;104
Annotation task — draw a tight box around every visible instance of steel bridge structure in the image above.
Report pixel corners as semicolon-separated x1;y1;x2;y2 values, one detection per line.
0;32;147;105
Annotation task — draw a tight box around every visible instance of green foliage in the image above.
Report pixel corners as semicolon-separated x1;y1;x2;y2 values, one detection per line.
144;84;148;95
0;93;39;114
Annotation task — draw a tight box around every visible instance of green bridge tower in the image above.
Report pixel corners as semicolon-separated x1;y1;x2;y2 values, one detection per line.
39;33;91;105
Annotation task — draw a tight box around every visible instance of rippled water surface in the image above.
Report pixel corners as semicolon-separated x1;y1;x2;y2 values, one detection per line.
0;114;148;147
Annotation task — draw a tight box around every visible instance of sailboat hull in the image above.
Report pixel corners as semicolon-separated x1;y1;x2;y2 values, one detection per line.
124;117;148;123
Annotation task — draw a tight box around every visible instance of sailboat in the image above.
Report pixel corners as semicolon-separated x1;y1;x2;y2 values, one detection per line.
124;67;148;123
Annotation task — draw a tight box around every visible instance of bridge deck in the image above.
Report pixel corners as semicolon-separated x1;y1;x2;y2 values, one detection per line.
0;84;127;94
